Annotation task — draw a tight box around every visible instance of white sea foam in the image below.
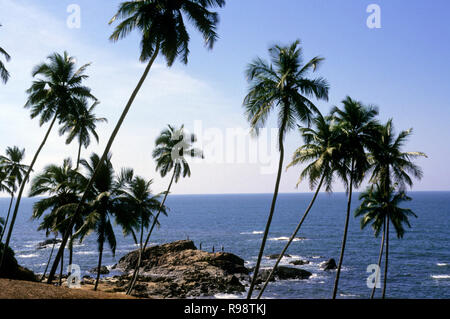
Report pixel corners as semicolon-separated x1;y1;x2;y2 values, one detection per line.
268;237;302;242
240;231;263;235
17;253;38;258
214;293;244;299
437;263;448;267
431;275;450;279
74;251;96;255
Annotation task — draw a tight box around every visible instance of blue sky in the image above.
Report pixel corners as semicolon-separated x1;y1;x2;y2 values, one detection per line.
0;0;449;195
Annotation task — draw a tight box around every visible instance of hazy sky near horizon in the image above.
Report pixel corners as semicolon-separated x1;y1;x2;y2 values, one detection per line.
0;0;449;196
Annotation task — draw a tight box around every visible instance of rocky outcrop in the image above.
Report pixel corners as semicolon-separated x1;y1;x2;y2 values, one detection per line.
322;258;337;270
289;259;310;266
37;238;61;250
255;266;312;284
89;266;110;275
0;243;37;282
112;240;248;298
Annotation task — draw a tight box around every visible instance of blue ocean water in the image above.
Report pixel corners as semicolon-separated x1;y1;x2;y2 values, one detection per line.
1;192;449;299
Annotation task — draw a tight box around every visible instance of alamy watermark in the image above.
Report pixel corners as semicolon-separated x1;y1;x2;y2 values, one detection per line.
367;4;381;29
67;4;81;29
66;264;81;288
366;264;381;289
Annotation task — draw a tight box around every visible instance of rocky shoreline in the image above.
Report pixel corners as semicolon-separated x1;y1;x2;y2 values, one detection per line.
77;240;322;298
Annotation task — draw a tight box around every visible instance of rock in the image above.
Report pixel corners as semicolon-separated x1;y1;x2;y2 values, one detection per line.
275;266;312;280
289;259;310;266
89;266;110;275
37;238;62;249
266;254;291;259
0;243;37;282
113;240;249;298
322;258;337;270
255;266;312;283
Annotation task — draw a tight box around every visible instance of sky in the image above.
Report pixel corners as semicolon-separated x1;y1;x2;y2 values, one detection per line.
0;0;449;196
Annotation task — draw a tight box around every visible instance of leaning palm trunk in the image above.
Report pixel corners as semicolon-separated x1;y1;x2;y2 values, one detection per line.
247;139;285;299
256;174;325;299
0;113;58;270
126;217;145;295
0;194;14;243
127;170;175;295
68;234;74;276
382;215;389;299
371;221;385;299
47;45;160;284
40;236;57;281
59;250;64;286
94;240;104;291
76;141;82;170
332;159;355;299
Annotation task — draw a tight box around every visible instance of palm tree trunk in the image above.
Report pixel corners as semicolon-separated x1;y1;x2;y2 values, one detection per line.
127;170;176;295
257;174;325;299
0;194;14;243
126;216;145;295
68;234;73;276
0;113;58;271
59;250;64;286
370;220;385;299
76;141;82;170
40;236;57;281
332;158;355;299
94;240;104;291
247;138;285;299
47;44;161;284
382;215;389;299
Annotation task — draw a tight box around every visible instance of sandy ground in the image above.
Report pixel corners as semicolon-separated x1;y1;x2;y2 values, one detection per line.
0;279;136;299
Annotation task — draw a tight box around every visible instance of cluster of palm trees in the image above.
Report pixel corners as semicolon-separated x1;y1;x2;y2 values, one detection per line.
1;0;425;300
243;41;426;299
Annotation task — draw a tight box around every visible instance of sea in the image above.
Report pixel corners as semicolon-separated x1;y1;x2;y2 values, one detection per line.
1;192;449;299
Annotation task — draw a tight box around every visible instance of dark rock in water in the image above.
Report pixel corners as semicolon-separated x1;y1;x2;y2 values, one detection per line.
255;266;312;284
322;258;337;270
290;259;310;266
266;254;291;260
275;266;312;280
89;266;110;275
0;243;37;282
112;240;249;298
37;238;62;249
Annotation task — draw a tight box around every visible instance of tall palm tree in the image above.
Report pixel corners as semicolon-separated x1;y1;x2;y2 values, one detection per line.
244;40;329;298
75;153;125;291
0;52;95;271
365;120;426;298
59;99;107;169
126;124;201;294
29;158;84;284
0;24;10;84
114;171;167;295
0;146;29;243
330;96;380;299
48;0;226;283
355;184;417;298
257;114;342;298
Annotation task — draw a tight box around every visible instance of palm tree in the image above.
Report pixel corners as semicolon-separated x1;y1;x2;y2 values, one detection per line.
0;52;95;271
0;146;29;243
29;158;84;284
114;171;167;295
59;99;107;169
330;96;380;299
0;24;10;84
75;153;125;290
355;184;417;298
244;40;329;298
365;120;426;298
48;0;226;283
126;124;201;294
257;114;342;298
